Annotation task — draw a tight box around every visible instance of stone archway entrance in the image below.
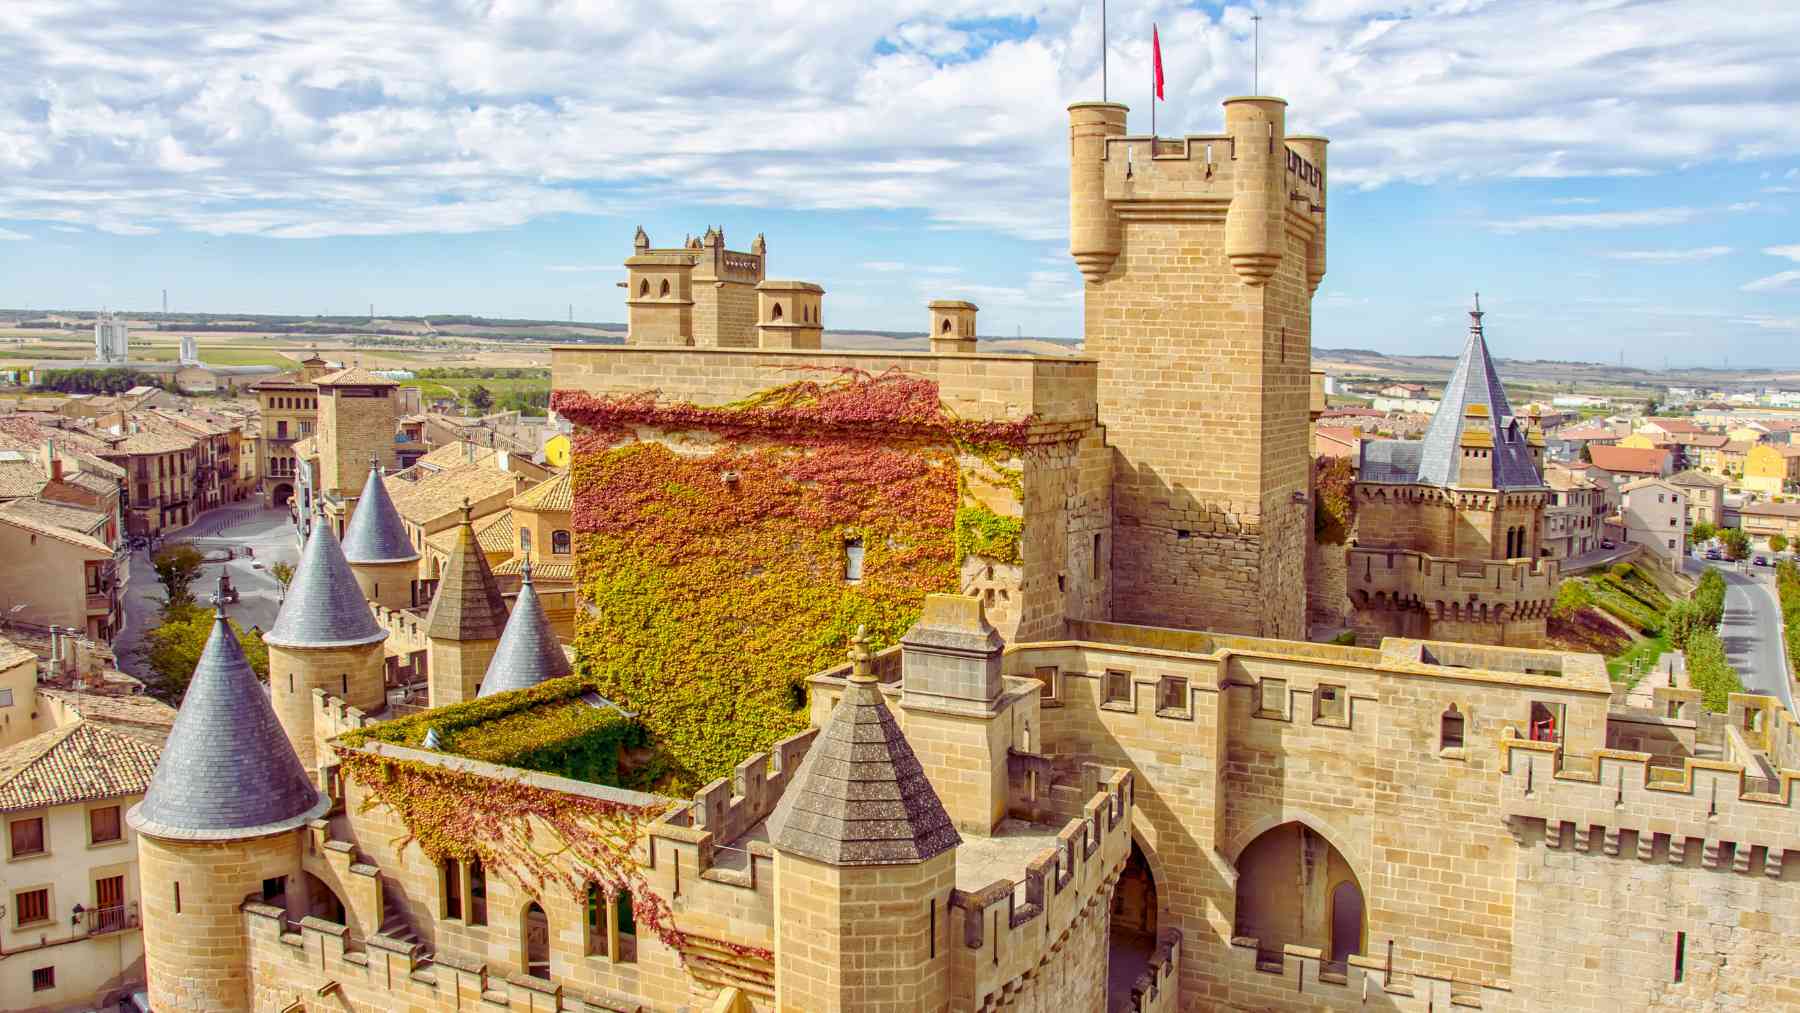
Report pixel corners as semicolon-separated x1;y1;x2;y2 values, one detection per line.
272;482;294;508
1107;838;1160;1006
301;872;347;927
1234;821;1365;967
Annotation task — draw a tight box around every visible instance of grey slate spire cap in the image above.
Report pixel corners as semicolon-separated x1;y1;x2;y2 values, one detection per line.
128;604;327;840
768;629;960;866
1369;293;1545;491
342;459;419;564
477;559;573;698
265;511;388;649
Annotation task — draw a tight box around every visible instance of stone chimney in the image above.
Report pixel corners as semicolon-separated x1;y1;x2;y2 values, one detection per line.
927;301;979;354
43;439;62;483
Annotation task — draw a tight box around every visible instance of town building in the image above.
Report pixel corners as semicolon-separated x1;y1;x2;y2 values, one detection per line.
1668;469;1727;529
1737;500;1800;549
1543;468;1604;561
248;352;332;508
1619;477;1688;569
1742;443;1800;496
1586;444;1673;483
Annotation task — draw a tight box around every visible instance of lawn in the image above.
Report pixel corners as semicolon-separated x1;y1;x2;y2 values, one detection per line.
1605;630;1670;686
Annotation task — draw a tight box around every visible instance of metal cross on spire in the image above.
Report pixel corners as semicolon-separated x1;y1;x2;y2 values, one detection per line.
1252;13;1262;94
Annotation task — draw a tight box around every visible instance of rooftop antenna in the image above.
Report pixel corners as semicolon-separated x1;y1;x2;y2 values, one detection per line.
1252;13;1262;94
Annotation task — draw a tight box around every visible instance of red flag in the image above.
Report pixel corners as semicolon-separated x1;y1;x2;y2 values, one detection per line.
1152;24;1165;101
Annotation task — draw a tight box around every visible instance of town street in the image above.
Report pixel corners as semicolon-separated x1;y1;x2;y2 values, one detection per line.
113;505;302;680
1711;563;1796;717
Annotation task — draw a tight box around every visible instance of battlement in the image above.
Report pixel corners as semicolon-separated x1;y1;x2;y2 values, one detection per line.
1500;732;1800;875
648;728;817;889
1223;935;1510;1011
1348;547;1560;620
551;346;1101;428
947;767;1135;1009
1357;481;1550;510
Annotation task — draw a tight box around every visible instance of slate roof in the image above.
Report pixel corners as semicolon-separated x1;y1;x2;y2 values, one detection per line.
341;462;419;564
1410;301;1542;490
477;563;573;698
425;504;511;642
1358;438;1423;485
768;637;959;866
129;604;327;839
265;515;388;649
0;720;162;813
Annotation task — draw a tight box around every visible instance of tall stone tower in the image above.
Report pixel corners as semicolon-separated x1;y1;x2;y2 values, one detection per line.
315;367;400;505
769;630;960;1012
127;586;328;1010
425;501;511;706
341;460;421;611
1069;97;1327;638
265;509;389;779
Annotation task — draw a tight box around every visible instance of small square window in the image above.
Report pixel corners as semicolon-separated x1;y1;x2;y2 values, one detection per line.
0;688;12;707
1103;669;1132;705
1034;666;1059;701
1257;678;1287;718
1157;676;1188;713
31;966;53;992
16;888;49;927
89;806;122;845
9;817;45;858
1314;684;1347;723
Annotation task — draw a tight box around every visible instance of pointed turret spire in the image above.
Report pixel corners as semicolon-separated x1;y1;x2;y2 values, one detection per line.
129;591;326;839
768;628;960;866
476;557;573;698
342;458;418;564
425;498;509;642
265;508;387;649
1398;290;1544;491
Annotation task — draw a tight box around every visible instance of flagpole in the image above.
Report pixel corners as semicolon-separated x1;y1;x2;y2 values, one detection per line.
1151;24;1157;137
1101;0;1107;102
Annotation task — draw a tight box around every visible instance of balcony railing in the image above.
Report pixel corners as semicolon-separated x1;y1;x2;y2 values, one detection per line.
75;902;139;936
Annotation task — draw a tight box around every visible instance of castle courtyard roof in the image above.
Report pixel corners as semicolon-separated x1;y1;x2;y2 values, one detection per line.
477;563;573;698
129;601;328;840
768;633;959;866
265;515;389;649
341;461;420;564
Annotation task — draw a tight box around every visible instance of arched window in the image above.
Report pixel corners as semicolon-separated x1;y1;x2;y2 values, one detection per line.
1440;705;1465;750
552;530;571;555
638;279;648;297
771;302;783;320
659;278;670;297
941;318;953;334
584;883;607;956
468;858;488;925
520;527;532;554
615;890;637;962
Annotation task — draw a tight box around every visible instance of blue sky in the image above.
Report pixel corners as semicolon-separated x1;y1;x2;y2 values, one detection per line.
1;1;1798;364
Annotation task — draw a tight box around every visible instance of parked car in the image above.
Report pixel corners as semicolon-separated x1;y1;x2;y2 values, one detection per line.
1754;556;1771;567
1705;549;1723;561
1600;539;1617;550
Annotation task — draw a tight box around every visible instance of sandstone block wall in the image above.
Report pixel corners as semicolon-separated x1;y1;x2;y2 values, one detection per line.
774;853;955;1013
319;386;398;500
269;640;387;778
138;832;303;1011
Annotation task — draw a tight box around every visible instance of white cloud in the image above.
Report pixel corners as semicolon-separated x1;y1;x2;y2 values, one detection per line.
1485;208;1698;233
1766;245;1800;261
0;228;27;241
1742;271;1800;293
1765;186;1800;194
1;1;1799;244
1728;201;1762;212
1605;246;1731;262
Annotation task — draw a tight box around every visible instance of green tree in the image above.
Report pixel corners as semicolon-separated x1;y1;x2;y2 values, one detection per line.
468;384;494;413
270;561;295;596
151;545;207;608
132;602;269;703
1690;521;1716;545
1578;442;1593;464
1772;534;1789;554
1721;527;1752;561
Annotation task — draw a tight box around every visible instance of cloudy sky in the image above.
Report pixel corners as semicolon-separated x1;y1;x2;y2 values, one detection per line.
2;0;1799;364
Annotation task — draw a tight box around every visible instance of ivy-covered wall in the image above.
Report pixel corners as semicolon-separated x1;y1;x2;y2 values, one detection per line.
553;369;1031;790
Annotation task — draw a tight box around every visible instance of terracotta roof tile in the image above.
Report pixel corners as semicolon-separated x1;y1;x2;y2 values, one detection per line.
1587;445;1670;475
314;366;399;387
0;500;113;554
386;464;521;528
0;721;162;813
511;470;570;513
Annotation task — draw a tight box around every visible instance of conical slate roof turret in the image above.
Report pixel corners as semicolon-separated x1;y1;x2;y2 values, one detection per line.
342;460;418;564
426;499;510;642
1409;295;1544;490
265;509;388;649
477;560;573;698
768;629;959;866
129;580;327;839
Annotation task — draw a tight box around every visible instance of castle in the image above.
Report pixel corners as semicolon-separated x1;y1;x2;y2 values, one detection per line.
117;93;1800;1013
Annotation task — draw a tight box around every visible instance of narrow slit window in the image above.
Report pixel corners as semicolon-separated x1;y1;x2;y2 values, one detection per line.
1441;705;1465;750
843;537;865;583
1674;931;1686;983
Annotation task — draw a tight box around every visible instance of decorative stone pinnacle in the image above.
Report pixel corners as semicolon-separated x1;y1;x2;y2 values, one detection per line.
521;553;534;585
461;497;473;525
848;625;875;683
